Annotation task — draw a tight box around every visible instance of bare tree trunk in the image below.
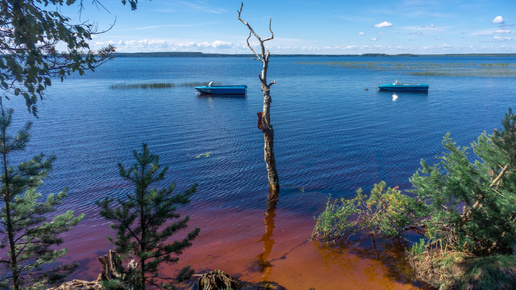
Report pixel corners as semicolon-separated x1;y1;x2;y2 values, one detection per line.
238;2;279;193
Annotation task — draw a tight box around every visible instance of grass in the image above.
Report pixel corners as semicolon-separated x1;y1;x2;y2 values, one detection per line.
109;81;220;89
297;61;516;77
457;255;516;289
409;250;516;289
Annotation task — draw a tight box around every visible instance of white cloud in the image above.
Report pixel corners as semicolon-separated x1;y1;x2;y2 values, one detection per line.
178;41;234;49
416;24;436;29
405;24;449;32
492;16;504;24
493;36;512;42
472;28;512;36
373;21;393;28
309;47;321;51
359;32;365;35
93;39;236;53
370;37;378;41
323;45;358;51
210;40;233;48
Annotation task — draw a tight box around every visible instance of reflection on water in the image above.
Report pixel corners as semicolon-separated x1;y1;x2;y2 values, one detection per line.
257;189;279;281
392;93;399;101
313;235;427;289
196;93;247;99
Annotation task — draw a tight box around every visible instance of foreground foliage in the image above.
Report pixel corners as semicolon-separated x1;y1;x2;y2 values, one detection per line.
313;109;516;288
312;182;412;241
409;109;516;255
0;108;84;289
0;0;120;115
408;250;516;289
97;144;200;289
0;0;146;115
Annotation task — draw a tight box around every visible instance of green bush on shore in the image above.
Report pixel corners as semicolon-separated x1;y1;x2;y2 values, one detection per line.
313;109;516;289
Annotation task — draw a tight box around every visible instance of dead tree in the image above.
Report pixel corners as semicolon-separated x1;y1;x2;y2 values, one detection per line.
238;2;279;194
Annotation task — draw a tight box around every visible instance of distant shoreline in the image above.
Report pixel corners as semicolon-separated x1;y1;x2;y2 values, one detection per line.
112;52;516;58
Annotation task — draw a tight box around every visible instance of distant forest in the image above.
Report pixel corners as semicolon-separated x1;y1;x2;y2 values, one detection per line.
112;52;516;58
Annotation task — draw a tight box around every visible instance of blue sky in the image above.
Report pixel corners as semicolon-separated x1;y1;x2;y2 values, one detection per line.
62;0;515;55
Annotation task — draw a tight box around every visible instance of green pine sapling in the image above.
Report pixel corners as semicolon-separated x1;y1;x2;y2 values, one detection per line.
313;109;516;257
97;143;200;289
410;109;516;255
0;107;84;289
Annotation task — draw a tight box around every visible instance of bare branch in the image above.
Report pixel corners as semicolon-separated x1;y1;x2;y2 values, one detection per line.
263;18;274;42
245;31;261;61
238;2;272;61
490;164;509;188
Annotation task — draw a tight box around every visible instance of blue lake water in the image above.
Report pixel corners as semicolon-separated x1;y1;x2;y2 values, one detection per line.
6;55;516;286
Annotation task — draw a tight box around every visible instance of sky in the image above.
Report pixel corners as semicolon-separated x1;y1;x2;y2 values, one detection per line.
59;0;516;55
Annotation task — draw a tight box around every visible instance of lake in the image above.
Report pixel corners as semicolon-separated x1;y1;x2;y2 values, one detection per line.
7;55;516;288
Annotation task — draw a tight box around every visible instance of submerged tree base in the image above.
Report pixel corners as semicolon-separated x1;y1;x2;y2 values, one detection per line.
50;267;287;290
409;250;516;289
196;269;286;290
48;280;102;290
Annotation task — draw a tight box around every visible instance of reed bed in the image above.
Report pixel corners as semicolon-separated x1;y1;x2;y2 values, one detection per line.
109;81;219;89
408;69;516;77
297;61;516;77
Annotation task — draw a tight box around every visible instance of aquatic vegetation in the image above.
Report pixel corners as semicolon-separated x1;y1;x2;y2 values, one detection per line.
409;69;516;77
109;81;218;89
312;182;411;241
195;152;212;158
297;61;516;77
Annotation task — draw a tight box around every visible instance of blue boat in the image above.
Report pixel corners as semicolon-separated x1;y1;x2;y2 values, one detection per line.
195;82;247;95
378;80;429;92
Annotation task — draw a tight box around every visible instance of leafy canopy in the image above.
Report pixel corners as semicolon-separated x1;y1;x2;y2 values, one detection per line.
0;0;144;115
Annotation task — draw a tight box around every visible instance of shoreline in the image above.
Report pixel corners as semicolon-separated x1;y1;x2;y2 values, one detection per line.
112;52;516;58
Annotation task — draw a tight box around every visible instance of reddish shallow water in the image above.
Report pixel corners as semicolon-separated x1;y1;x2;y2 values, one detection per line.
63;196;420;289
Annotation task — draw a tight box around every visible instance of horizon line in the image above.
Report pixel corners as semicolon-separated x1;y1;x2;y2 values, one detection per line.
111;51;516;57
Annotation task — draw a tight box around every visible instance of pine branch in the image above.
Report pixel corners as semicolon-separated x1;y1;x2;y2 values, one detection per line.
100;203;142;246
490;164;509;188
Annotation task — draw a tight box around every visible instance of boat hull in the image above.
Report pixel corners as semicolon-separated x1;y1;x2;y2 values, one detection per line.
195;85;247;95
378;84;429;92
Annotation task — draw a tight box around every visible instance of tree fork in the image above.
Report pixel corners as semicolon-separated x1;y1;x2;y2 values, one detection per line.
238;2;279;194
